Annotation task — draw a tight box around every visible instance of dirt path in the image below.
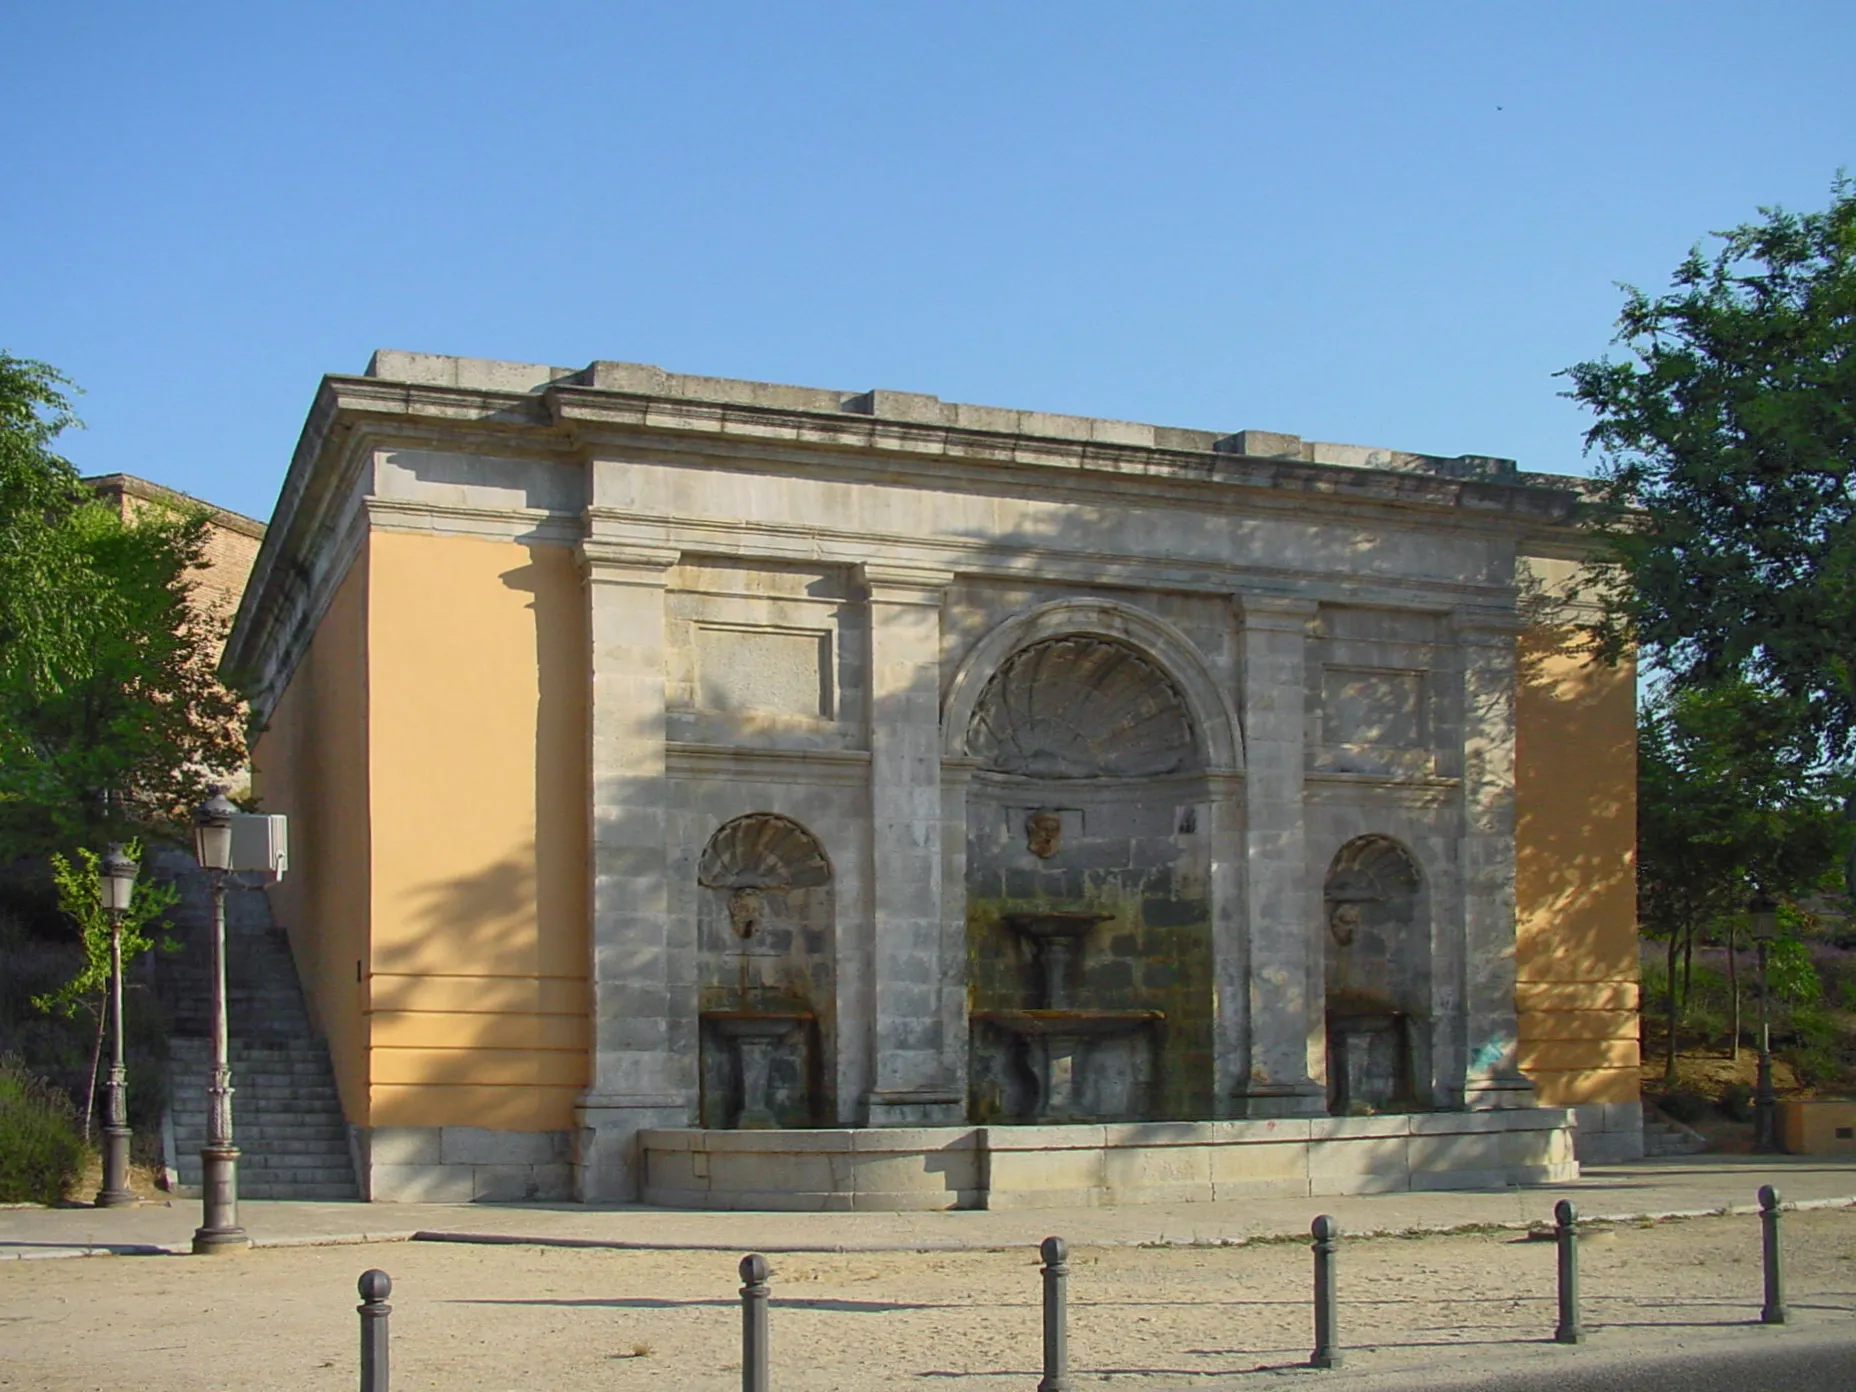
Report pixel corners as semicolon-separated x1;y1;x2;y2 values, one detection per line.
3;1209;1853;1390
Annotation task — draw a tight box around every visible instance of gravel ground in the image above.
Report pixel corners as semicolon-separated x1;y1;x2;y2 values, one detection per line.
2;1208;1853;1390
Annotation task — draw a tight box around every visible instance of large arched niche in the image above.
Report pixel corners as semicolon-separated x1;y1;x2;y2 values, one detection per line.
695;813;834;1128
942;599;1242;771
1321;835;1431;1115
954;603;1227;1126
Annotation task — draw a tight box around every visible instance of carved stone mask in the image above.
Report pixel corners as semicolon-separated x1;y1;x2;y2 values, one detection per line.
1328;901;1363;947
1025;809;1064;860
727;888;766;939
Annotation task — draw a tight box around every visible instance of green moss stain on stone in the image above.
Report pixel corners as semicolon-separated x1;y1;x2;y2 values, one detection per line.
966;862;1213;1122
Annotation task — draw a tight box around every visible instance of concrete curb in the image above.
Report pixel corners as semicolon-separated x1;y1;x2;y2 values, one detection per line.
9;1194;1853;1261
383;1194;1856;1255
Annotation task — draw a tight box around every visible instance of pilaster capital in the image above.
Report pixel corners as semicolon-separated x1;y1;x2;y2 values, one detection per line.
577;538;680;585
858;562;954;607
1234;592;1319;632
1450;606;1526;646
938;754;983;788
1202;770;1246;800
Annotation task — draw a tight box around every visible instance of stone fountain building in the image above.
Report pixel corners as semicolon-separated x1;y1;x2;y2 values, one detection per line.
226;351;1642;1207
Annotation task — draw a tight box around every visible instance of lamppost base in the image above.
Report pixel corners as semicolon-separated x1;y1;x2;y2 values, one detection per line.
95;1124;137;1207
193;1145;247;1254
190;1226;252;1255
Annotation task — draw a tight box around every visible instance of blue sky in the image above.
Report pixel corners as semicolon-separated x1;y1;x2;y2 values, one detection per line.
4;2;1852;522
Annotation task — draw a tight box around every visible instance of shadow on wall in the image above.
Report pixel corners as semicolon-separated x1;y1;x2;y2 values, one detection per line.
1513;572;1638;992
366;850;590;1104
500;549;587;971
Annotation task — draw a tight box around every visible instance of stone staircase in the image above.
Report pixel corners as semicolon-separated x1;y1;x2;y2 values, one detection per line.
1642;1108;1711;1157
149;845;358;1200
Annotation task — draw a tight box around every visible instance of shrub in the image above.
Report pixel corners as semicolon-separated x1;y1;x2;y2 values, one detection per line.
1779;1004;1846;1088
0;1054;85;1203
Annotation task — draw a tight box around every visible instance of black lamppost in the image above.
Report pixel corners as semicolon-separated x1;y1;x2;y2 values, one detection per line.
93;844;139;1208
191;787;247;1253
1749;892;1780;1153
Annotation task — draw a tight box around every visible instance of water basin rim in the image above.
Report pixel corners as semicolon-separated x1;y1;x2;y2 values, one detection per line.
1000;910;1119;937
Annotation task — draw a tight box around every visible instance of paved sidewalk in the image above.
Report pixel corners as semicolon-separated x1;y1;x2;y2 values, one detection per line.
5;1153;1853;1260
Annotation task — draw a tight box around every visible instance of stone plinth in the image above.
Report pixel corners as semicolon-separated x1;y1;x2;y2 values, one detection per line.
640;1108;1577;1211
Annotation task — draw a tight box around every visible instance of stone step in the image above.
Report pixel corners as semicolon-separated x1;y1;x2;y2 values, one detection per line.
201;1126;349;1145
238;1184;360;1201
225;1157;354;1175
167;1121;348;1135
169;1092;342;1109
156;846;358;1201
1641;1117;1709;1157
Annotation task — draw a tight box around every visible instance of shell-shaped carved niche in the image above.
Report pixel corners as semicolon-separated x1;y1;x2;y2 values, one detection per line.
969;636;1200;779
697;814;832;890
1323;835;1421;905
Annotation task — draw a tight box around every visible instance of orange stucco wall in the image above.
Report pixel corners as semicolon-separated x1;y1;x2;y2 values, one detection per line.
251;553;373;1125
363;529;590;1131
1513;570;1640;1106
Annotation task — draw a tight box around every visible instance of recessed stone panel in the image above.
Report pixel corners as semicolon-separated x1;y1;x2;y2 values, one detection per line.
1323;666;1426;748
696;625;832;718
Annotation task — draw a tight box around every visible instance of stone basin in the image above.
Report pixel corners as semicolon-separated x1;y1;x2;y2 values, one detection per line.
702;1009;814;1038
1001;910;1116;940
700;1010;814;1128
975;1008;1165;1121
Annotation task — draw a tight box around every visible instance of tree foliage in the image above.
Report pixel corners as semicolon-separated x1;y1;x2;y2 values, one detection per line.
1639;683;1846;928
30;842;178;1020
1636;681;1847;1077
0;352;246;856
1565;178;1856;757
0;354;92;693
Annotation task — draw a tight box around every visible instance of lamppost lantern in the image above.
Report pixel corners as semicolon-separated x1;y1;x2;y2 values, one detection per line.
193;788;236;873
99;844;137;914
1749;893;1780;943
92;842;138;1208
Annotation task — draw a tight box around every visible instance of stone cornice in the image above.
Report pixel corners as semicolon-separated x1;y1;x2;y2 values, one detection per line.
575;506;1520;611
230;363;1587;721
540;381;1579;530
296;370;1582;531
666;742;872;786
84;473;269;539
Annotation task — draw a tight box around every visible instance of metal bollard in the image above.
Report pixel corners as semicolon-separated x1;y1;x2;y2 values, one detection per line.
357;1269;391;1392
1039;1236;1071;1392
1553;1200;1584;1344
1759;1185;1789;1325
1310;1215;1343;1370
740;1253;771;1392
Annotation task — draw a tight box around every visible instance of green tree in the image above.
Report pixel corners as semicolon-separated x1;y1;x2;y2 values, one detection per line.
0;354;93;692
1636;682;1847;1082
1564;179;1856;757
31;842;178;1139
0;352;247;855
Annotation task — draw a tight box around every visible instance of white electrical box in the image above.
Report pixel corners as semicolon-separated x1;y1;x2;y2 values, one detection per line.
229;813;289;880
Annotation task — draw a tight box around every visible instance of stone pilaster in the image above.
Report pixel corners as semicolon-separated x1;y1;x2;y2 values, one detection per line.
938;754;981;1120
1452;608;1534;1108
1204;771;1248;1116
860;564;964;1125
573;538;687;1202
1234;595;1327;1116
